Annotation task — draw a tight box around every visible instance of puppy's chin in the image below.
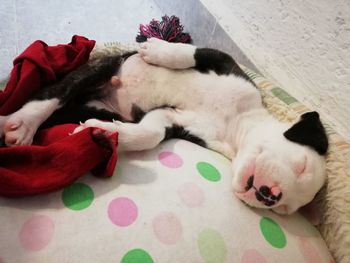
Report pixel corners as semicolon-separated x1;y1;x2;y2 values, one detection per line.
236;189;301;215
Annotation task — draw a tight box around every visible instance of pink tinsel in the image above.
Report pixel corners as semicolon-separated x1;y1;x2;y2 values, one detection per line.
136;15;192;43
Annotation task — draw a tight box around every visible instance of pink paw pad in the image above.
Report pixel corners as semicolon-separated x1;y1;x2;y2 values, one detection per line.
2;116;35;146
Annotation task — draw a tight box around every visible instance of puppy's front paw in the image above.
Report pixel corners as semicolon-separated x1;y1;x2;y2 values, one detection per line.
72;119;118;135
138;37;196;69
138;38;169;66
72;122;87;134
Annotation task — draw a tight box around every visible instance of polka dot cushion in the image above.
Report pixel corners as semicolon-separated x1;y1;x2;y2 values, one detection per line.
0;140;333;262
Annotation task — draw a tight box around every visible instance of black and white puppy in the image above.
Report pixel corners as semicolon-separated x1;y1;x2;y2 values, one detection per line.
0;38;328;214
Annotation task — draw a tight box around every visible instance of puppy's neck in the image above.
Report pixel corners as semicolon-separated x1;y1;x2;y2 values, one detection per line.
230;108;289;152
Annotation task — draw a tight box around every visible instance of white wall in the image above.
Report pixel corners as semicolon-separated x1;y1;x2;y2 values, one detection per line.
200;0;350;140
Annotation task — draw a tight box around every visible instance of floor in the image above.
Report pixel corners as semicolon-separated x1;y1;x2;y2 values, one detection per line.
0;0;163;81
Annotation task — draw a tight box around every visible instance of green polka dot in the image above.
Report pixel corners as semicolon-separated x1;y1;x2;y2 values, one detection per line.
121;249;154;263
62;183;94;211
197;228;227;263
260;217;286;248
196;162;221;182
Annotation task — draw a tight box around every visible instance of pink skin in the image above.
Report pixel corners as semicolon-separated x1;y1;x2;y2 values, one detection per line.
0;114;36;146
3;117;23;145
110;76;121;88
0;115;23;145
271;186;281;196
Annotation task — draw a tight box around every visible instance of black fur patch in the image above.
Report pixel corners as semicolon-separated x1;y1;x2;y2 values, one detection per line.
150;104;177;112
32;55;124;105
194;48;253;83
130;104;177;123
130;104;146;123
122;51;138;60
283;111;328;155
30;51;138;110
130;105;206;147
163;125;207;147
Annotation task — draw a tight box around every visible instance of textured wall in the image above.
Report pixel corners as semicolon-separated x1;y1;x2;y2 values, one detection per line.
200;0;350;140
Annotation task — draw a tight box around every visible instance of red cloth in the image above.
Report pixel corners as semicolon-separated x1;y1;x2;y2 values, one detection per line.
0;36;119;197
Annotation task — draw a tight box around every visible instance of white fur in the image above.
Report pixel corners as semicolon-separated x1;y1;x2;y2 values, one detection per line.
138;37;196;69
231;109;326;214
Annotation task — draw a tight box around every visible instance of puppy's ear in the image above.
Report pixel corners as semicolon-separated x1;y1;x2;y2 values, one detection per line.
284;112;328;155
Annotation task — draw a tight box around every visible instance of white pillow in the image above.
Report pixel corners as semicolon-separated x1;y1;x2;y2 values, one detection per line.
0;139;333;263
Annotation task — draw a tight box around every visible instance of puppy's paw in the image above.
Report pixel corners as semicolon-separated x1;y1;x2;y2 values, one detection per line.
72;119;118;134
3;114;37;146
72;122;87;134
138;38;170;66
138;38;196;69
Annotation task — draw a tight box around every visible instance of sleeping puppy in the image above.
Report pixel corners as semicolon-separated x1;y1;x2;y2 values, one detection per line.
0;38;328;214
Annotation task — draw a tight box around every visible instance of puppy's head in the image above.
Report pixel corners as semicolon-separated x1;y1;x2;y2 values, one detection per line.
232;112;328;214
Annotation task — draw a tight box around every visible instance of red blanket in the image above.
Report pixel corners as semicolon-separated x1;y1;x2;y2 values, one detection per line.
0;36;118;197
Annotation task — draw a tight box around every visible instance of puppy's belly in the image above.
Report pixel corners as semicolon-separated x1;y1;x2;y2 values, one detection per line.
112;54;189;119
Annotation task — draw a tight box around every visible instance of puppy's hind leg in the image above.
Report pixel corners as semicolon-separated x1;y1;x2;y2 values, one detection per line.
2;55;123;146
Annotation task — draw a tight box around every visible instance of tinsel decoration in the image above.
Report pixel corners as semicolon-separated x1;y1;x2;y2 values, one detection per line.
136;15;192;43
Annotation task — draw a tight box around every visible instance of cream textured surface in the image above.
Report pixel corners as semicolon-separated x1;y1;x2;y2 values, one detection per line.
199;0;350;141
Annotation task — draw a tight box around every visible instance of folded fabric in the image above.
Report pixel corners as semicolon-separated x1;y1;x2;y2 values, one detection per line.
0;36;119;197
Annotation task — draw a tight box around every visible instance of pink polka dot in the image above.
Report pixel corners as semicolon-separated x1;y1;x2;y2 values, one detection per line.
298;237;322;263
158;151;183;168
19;215;54;251
178;182;204;207
152;212;182;245
241;249;267;263
108;197;138;227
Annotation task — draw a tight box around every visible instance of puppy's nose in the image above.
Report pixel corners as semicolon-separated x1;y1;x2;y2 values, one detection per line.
255;185;283;207
270;186;282;201
259;185;270;197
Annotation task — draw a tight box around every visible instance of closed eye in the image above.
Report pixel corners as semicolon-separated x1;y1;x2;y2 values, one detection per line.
295;155;307;176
